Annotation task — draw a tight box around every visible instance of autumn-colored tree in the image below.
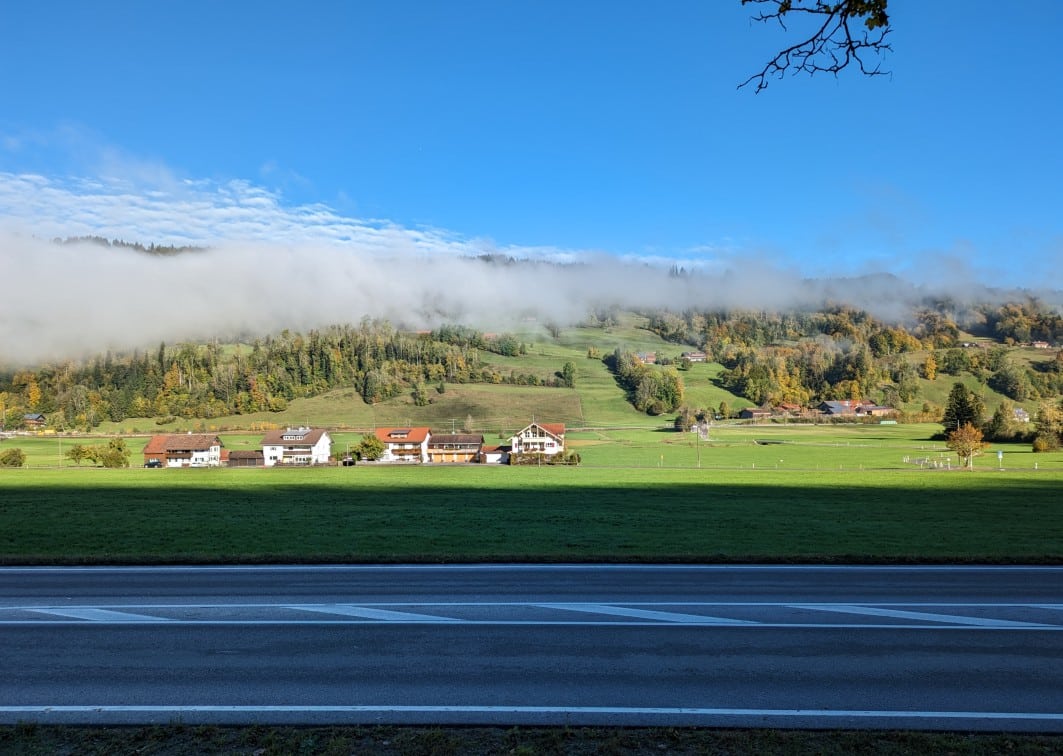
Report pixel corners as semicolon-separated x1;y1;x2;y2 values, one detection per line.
947;423;988;470
357;434;386;461
921;353;937;381
25;379;42;410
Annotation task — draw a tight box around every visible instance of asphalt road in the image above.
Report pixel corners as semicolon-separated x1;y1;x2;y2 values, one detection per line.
2;564;1062;730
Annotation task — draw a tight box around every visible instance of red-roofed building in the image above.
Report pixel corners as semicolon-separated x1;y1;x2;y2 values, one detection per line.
510;422;565;457
374;427;431;463
142;433;222;468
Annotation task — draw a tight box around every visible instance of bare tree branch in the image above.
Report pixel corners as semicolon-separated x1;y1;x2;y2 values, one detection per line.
739;0;891;93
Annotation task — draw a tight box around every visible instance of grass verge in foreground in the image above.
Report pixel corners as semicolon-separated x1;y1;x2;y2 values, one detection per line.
1;467;1061;563
3;725;1062;755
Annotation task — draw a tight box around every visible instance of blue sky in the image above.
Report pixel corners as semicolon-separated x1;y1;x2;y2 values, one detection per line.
1;0;1060;291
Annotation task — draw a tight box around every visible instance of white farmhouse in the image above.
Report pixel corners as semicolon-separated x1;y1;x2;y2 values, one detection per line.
373;427;431;463
260;427;332;466
142;433;223;468
509;422;566;458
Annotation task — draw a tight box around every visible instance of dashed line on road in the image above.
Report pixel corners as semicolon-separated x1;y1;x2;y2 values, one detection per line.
286;604;461;622
26;607;171;623
789;604;1055;628
536;603;759;625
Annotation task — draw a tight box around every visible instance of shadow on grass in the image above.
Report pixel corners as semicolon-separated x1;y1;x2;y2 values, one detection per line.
2;477;1061;565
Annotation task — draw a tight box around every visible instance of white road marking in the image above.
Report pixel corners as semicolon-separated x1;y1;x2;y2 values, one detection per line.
536;603;759;624
790;604;1054;628
26;608;170;622
286;604;460;622
2;602;1060;629
1;704;1061;722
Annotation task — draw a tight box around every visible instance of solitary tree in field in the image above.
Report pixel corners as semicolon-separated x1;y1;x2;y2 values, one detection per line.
560;361;576;388
947;423;988;470
740;0;891;92
942;382;984;433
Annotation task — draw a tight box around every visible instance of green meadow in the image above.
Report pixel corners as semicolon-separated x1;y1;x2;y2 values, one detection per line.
3;315;1061;566
1;422;1061;564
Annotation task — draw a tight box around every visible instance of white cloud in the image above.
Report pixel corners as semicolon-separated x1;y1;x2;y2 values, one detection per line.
0;168;1058;365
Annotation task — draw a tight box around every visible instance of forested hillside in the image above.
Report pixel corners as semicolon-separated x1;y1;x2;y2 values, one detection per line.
2;299;1061;435
646;303;1063;408
0;322;543;430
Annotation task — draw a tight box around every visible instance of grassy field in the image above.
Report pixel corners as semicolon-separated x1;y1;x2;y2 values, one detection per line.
7;421;1058;472
1;455;1060;563
3;412;1062;565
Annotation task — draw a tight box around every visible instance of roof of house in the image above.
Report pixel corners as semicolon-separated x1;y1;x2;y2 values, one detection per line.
516;422;566;439
428;434;484;446
819;400;858;414
228;450;264;460
143;433;222;454
260;427;329;446
23;413;46;421
374;427;431;444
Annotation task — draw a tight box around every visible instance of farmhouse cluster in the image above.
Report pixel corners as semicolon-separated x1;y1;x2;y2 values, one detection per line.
737;400;897;421
141;422;566;468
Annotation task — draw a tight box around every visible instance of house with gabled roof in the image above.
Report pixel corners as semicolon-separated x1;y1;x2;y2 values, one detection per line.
480;444;509;465
510;422;565;457
427;433;484;463
142;433;223;467
374;427;431;463
818;400;894;418
260;427;332;466
738;407;772;421
227;450;264;468
818;400;860;416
